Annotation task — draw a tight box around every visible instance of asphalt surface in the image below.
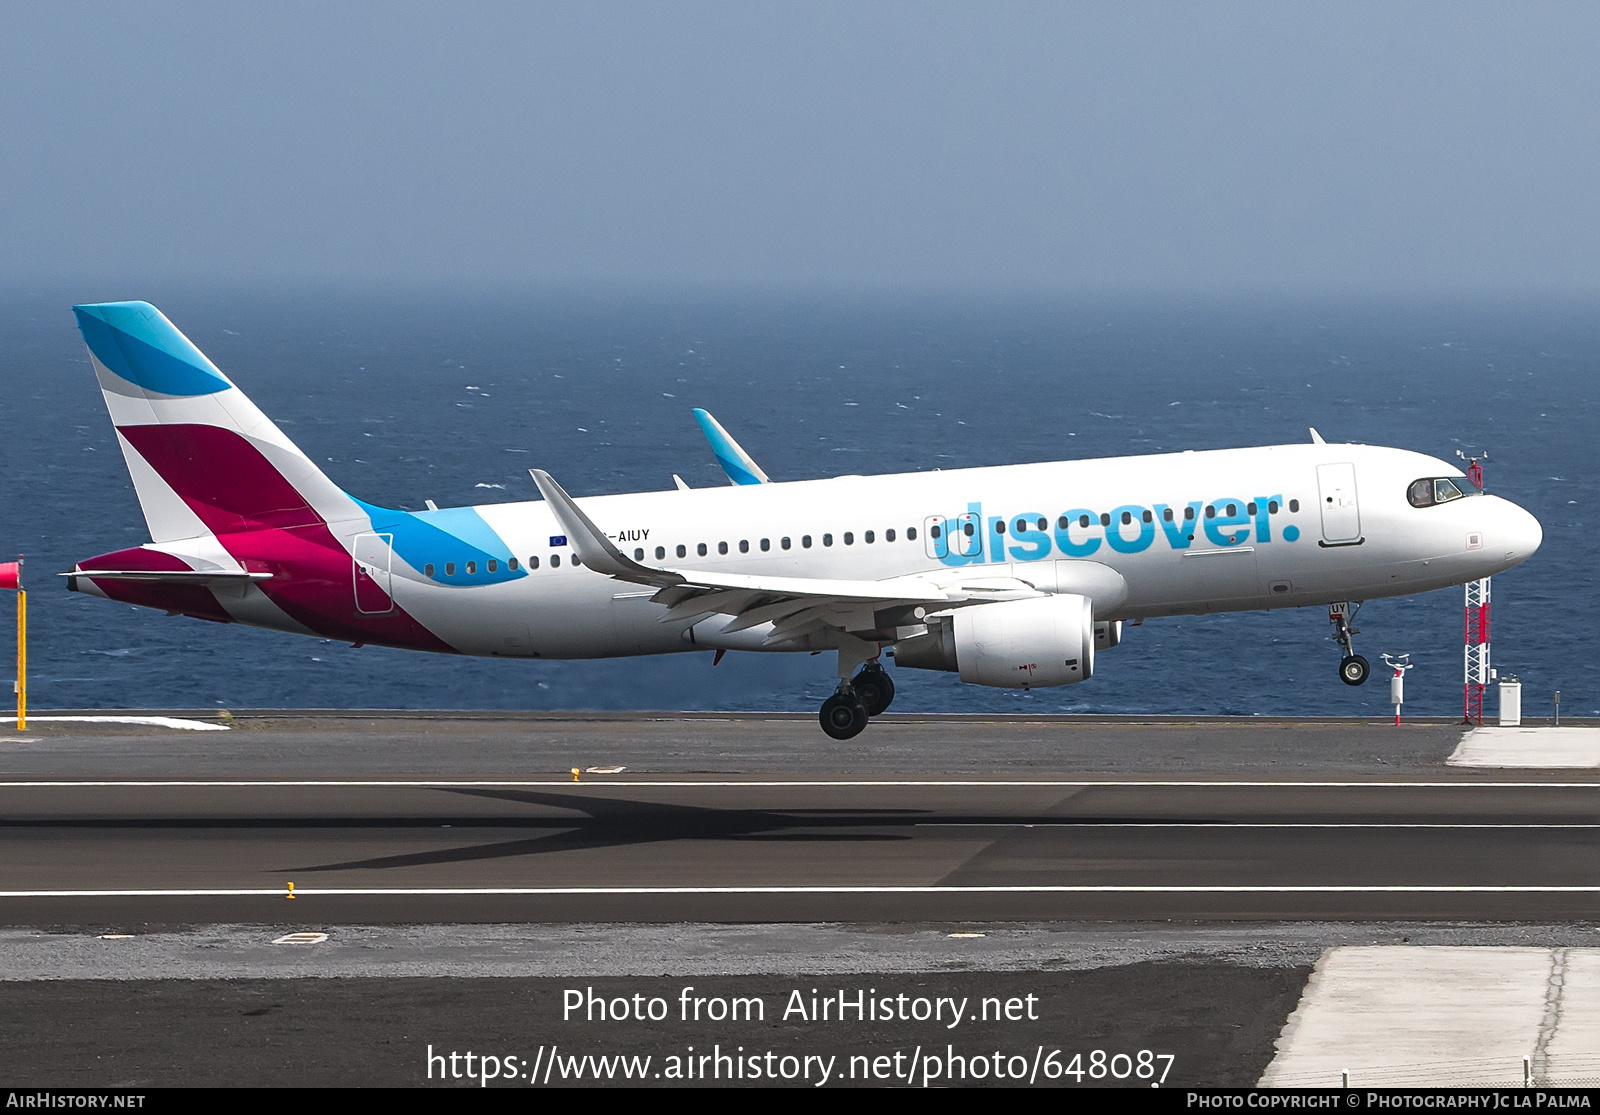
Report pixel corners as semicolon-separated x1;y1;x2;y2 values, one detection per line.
0;967;1309;1088
5;767;1600;922
4;713;1595;1088
3;710;1492;777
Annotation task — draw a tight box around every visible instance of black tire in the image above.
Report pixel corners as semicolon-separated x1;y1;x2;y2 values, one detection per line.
852;666;896;717
819;693;869;739
1339;654;1370;686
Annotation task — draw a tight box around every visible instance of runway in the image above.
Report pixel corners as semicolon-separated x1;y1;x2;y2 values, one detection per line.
6;714;1600;1087
6;772;1600;923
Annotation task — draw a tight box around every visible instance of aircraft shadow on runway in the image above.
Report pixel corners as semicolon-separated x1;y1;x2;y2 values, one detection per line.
281;788;933;874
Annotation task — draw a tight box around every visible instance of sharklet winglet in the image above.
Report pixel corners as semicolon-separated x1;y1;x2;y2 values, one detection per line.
528;470;682;589
692;409;770;485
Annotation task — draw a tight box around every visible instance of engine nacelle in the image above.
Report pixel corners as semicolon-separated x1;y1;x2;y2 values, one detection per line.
894;594;1094;689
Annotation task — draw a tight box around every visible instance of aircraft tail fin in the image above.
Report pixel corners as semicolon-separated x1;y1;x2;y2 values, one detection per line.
73;301;356;543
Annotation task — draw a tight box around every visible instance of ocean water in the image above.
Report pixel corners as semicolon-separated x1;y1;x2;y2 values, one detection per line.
0;287;1592;717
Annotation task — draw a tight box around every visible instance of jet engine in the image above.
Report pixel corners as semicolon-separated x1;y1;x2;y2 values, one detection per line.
893;594;1095;689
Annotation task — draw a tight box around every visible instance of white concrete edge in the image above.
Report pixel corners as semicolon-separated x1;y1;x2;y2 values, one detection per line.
1257;947;1332;1087
22;716;229;732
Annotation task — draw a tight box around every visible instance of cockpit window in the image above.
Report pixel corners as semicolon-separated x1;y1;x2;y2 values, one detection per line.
1408;476;1481;508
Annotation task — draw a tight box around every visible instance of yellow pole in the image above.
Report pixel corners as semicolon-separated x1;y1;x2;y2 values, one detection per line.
16;588;25;731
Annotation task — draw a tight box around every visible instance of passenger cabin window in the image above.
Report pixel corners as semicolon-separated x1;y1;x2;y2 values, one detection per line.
802;535;812;548
634;548;645;560
907;527;916;540
425;564;435;576
698;543;708;556
843;532;853;545
865;530;875;543
551;555;560;568
930;524;942;539
677;545;687;558
886;529;896;542
739;540;749;553
782;537;791;550
760;538;770;551
1289;499;1300;512
466;561;477;574
823;534;833;547
572;556;581;567
488;559;498;572
717;541;728;555
508;558;519;570
529;556;539;569
656;546;666;559
1268;501;1278;514
445;562;456;575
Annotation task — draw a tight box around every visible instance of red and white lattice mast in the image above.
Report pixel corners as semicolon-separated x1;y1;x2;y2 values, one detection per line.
1461;453;1489;724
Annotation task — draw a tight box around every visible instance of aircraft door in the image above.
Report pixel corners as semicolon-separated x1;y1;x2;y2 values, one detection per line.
1316;463;1362;544
954;512;982;557
353;532;395;614
923;515;949;559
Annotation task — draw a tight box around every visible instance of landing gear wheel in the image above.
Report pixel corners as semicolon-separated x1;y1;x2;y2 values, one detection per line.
819;692;869;740
852;665;895;717
1339;654;1370;686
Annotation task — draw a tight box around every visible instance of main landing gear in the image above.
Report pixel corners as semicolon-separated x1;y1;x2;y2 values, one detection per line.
819;640;895;740
1329;601;1370;686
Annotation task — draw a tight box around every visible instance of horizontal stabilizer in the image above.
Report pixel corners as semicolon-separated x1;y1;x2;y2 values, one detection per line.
64;570;272;583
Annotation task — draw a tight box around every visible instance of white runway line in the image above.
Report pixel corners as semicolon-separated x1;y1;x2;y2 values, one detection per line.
3;778;1600;789
7;885;1600;898
21;716;230;732
919;822;1600;829
1261;946;1600;1087
1450;727;1600;768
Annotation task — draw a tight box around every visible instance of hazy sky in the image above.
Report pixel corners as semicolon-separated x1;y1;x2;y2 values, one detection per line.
4;1;1600;293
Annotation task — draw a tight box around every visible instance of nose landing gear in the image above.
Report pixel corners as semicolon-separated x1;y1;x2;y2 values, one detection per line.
1329;601;1370;686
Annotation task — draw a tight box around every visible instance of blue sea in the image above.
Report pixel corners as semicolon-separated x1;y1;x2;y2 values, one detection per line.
0;287;1592;716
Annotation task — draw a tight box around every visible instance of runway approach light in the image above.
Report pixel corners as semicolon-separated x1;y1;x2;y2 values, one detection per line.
0;558;22;731
1381;653;1413;727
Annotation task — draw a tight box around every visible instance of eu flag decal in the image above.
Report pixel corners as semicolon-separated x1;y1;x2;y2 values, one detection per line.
549;535;568;547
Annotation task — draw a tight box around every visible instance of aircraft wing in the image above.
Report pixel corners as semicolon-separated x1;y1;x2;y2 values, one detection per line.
529;468;1041;641
692;408;769;485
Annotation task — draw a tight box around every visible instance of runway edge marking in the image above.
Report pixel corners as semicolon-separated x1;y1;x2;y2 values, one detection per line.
8;885;1600;898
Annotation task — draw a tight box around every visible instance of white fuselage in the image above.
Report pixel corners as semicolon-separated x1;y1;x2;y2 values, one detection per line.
375;442;1541;660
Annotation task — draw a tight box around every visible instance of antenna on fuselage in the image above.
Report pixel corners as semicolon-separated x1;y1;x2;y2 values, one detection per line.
1309;428;1326;444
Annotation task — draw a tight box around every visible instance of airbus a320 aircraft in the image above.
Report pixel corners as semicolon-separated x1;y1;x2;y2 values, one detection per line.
67;302;1543;738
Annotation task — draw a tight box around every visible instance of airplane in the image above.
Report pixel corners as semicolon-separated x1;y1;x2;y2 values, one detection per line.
66;301;1543;739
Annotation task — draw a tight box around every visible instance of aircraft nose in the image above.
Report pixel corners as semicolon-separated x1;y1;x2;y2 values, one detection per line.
1497;498;1543;567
